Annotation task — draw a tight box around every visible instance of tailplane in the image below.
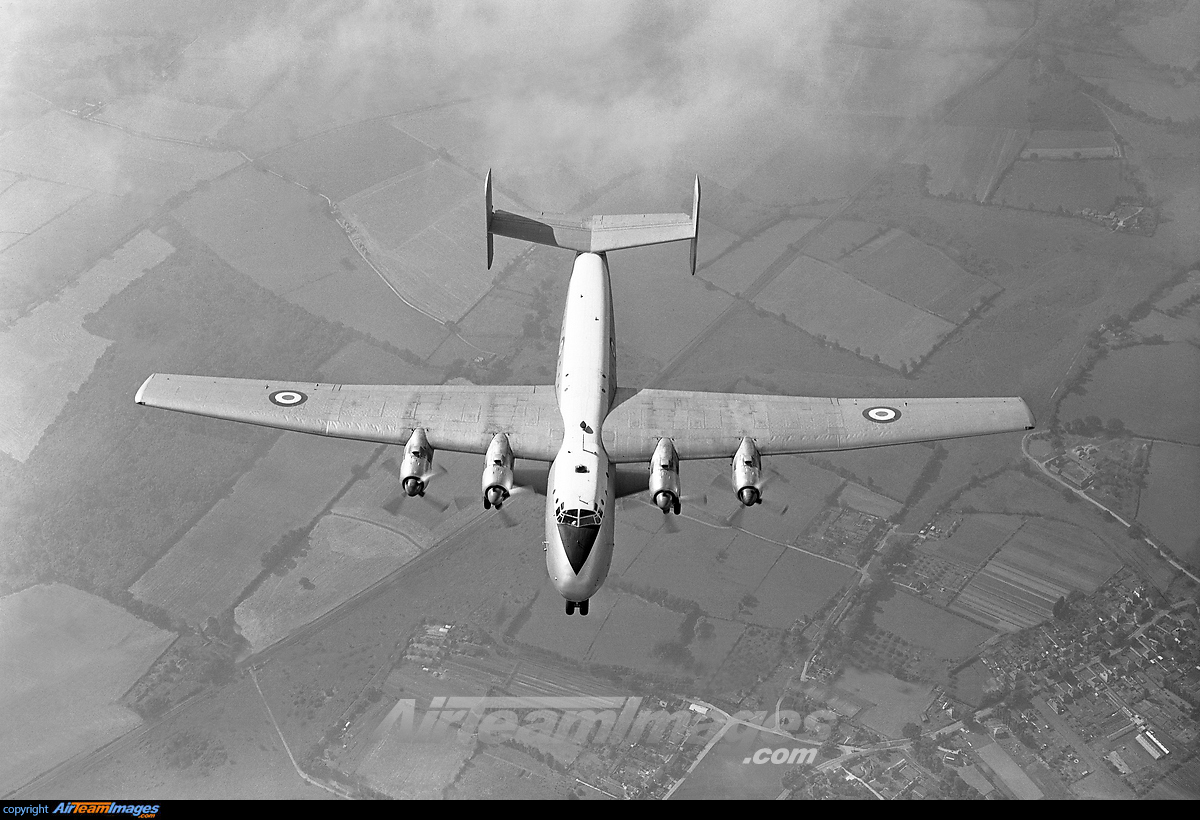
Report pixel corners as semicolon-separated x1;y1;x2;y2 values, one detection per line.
486;170;700;274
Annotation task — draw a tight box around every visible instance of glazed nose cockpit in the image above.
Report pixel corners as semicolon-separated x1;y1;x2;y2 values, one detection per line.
555;504;602;573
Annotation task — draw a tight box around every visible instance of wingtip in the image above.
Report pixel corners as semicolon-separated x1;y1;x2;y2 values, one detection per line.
134;374;154;405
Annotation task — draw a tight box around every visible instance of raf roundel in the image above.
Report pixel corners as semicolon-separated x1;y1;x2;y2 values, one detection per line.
269;389;308;407
862;406;901;423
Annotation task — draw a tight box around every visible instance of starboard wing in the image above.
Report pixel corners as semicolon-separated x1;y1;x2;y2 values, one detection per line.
135;374;564;461
601;389;1034;463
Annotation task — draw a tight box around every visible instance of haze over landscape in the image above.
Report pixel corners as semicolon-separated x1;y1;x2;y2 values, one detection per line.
2;0;1200;801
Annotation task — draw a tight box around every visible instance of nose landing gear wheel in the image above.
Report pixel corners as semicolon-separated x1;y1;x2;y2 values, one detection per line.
579;599;589;616
566;600;575;615
565;600;590;616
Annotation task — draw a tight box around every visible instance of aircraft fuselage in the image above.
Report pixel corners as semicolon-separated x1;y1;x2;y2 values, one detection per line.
544;252;618;603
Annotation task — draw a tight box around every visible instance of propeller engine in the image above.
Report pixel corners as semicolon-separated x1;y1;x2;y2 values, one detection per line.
649;438;682;515
482;432;515;509
400;428;435;497
732;436;763;507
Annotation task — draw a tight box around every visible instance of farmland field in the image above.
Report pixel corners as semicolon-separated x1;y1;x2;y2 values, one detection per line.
339;160;526;322
753;255;956;369
174;165;447;356
977;742;1043;799
992;160;1137;213
1020;130;1118;159
698;217;821;295
840;229;1001;322
583;593;691;674
807;443;932;503
748;548;857;629
925;514;1024;568
98;94;236;142
235;513;424;653
835;667;933;739
131;434;378;624
873;590;995;658
623;523;773;618
357;728;473;799
1098;79;1200;123
804;219;886;262
0;192;148;314
0;583;174;791
0;177;90;240
1059;342;1200;445
837;482;901;519
1123;0;1200;67
907;124;1028;202
671;725;815;800
263;119;437;202
0;110;240;198
608;240;735;370
949;517;1121;631
1137;442;1200;569
0;229;174;461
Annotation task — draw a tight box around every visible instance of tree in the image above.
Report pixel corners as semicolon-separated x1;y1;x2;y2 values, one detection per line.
902;722;921;739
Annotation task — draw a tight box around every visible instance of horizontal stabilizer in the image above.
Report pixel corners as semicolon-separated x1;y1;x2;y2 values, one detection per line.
486;170;700;274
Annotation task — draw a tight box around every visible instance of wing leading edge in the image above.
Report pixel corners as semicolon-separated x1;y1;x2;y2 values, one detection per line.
135;374;564;461
601;389;1033;463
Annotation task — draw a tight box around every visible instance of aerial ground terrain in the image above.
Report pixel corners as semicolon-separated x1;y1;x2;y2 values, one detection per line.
2;0;1199;801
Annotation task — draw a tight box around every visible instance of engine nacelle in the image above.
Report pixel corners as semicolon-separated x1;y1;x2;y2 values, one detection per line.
401;428;434;497
649;438;681;515
482;432;515;509
732;436;762;507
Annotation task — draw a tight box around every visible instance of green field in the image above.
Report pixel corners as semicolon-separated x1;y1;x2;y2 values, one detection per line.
950;517;1121;631
0;584;174;791
754;255;956;370
908;124;1028;202
174;165;447;356
131;433;378;624
263;119;437;202
835;667;933;739
931;513;1024;569
698;217;821;295
671;725;817;799
0;228;360;595
840;229;1001;322
99;94;236;142
0;230;174;461
807;443;932;503
805;220;886;263
993;160;1137;214
235;512;423;653
0;177;89;239
1060;342;1200;446
1121;1;1200;70
0;109;240;199
1138;441;1200;569
749;548;857;629
0;191;151;315
873;590;995;658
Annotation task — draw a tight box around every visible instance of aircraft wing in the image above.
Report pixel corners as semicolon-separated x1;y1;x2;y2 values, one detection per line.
135;374;565;461
601;389;1033;463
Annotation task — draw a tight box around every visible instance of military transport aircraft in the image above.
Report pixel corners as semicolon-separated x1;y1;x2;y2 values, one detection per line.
136;171;1033;616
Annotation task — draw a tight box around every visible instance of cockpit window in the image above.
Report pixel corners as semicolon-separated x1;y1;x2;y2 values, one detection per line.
555;505;601;527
